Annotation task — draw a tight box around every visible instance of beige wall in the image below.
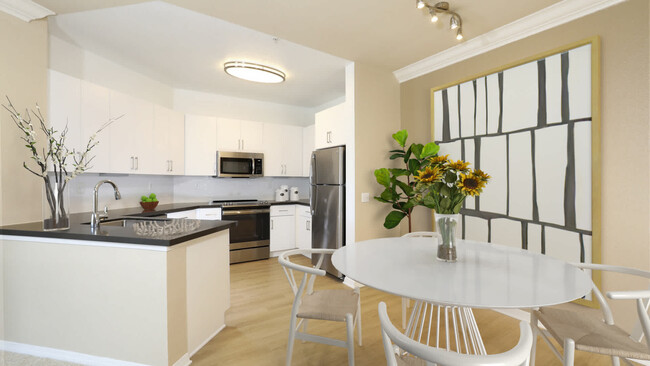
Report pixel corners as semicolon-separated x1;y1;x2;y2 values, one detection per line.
0;13;48;225
353;63;402;241
400;0;649;331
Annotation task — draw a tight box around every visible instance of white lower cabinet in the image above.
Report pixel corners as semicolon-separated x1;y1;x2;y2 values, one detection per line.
270;205;296;252
166;208;222;220
270;205;311;255
166;210;198;220
295;205;312;257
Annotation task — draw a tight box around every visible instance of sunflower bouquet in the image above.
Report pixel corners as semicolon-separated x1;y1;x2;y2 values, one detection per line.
414;155;490;214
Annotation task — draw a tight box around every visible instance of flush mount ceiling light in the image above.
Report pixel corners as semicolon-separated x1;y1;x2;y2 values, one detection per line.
415;1;464;41
224;61;286;83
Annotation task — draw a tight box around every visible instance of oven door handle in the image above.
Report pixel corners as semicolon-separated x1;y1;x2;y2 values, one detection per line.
222;209;270;216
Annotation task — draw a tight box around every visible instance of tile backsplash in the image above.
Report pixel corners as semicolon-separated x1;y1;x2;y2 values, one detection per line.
67;173;310;214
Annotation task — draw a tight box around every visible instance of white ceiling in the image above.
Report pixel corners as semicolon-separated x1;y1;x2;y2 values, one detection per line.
41;0;565;108
48;1;350;108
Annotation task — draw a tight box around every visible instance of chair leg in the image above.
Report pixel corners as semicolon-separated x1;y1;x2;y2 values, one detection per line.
402;297;408;329
611;356;621;366
346;313;355;366
529;311;539;366
286;315;298;366
357;298;362;346
301;319;309;343
563;338;575;366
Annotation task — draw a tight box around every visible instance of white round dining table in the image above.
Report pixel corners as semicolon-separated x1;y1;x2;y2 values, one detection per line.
331;237;592;309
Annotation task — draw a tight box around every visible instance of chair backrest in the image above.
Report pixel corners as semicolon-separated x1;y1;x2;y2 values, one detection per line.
278;248;334;298
378;302;533;366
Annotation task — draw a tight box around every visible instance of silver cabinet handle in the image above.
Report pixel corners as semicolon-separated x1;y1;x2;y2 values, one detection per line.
135;156;139;170
271;218;274;230
170;160;173;172
238;139;241;150
242;139;244;150
131;156;134;170
306;220;310;231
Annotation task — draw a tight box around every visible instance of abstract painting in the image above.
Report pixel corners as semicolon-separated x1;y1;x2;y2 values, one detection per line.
431;38;600;298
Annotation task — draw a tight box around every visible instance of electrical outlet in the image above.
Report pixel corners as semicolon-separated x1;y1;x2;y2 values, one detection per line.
361;192;370;203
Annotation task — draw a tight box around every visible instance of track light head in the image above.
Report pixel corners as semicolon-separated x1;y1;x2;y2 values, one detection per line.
450;14;460;29
416;0;425;9
456;28;463;40
429;8;438;22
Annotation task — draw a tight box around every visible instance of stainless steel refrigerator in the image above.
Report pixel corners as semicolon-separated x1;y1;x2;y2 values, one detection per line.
310;146;345;279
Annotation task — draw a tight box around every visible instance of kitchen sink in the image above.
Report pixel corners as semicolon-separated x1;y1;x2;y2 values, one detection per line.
82;216;171;227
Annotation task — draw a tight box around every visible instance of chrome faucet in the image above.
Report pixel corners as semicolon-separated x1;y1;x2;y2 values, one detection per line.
90;180;121;228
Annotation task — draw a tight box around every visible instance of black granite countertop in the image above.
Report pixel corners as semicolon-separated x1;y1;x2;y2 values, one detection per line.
0;199;309;246
0;203;235;246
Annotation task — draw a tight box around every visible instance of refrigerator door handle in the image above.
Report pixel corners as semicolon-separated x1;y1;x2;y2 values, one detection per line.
310;184;316;216
309;152;316;185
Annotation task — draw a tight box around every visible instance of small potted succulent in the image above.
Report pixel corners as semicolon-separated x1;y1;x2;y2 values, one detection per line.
140;193;159;211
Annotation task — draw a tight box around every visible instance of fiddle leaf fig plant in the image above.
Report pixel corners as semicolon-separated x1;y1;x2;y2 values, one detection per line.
374;129;440;232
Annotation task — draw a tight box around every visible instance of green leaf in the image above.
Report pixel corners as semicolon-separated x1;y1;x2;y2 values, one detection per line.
440;185;450;197
402;199;417;210
411;144;423;159
380;188;397;202
384;211;407;229
389;153;403;160
423;195;436;209
392;130;408;148
374;168;391;187
395;180;414;196
453;200;464;213
441;197;452;210
408;159;420;175
389;149;406;154
374;196;389;203
421;142;440;158
445;170;457;183
388;168;410;177
403;146;412;163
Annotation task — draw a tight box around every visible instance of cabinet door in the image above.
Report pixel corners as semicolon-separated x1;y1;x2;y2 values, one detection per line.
270;215;296;252
48;70;82;165
302;125;315;177
185;115;217;176
262;123;284;176
169;109;185;175
314;102;346;148
108;91;138;174
80;81;111;173
215;118;241;151
283;125;303;176
152;105;172;175
240;120;263;152
296;214;312;252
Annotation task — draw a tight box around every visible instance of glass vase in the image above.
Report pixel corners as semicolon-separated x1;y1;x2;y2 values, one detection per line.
42;176;70;231
435;213;460;262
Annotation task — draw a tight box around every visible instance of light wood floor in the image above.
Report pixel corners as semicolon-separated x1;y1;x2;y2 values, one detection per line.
191;256;619;366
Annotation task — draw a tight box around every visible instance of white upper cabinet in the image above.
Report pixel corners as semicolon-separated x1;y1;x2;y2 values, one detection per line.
108;91;154;174
185;114;217;176
314;102;347;149
48;70;82;170
153;106;185;175
216;118;263;152
263;123;303;177
80;81;111;173
302;124;315;177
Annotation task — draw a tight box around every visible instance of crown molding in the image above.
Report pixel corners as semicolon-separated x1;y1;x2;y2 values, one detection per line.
394;0;625;83
0;0;54;22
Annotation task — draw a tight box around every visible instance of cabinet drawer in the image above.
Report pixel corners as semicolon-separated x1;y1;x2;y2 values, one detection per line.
296;205;311;217
271;205;295;217
196;208;222;220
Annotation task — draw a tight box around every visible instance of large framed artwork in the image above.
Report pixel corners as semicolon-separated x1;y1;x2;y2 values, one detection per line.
431;37;601;306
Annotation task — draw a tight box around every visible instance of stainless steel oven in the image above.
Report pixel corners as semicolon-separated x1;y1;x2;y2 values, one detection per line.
217;200;270;264
216;151;263;178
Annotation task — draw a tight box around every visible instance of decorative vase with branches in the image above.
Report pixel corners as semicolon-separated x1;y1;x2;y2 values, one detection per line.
3;97;118;230
374;130;440;232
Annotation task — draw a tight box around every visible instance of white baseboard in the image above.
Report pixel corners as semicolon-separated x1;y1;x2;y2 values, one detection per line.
0;341;149;366
189;324;226;357
172;353;191;366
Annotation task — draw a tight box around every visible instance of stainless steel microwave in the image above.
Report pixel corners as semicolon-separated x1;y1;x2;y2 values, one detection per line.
216;151;264;178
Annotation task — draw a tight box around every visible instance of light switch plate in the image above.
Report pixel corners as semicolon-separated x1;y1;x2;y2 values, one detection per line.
361;192;370;202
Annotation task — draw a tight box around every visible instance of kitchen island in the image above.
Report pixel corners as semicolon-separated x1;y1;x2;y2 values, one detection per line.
0;208;235;366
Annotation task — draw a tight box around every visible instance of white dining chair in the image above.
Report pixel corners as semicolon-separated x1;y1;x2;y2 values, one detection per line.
379;301;534;366
530;263;650;366
278;248;362;366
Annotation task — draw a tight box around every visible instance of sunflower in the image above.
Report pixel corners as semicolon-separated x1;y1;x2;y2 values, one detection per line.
429;154;449;165
473;169;491;182
414;165;443;183
457;173;483;196
448;159;470;172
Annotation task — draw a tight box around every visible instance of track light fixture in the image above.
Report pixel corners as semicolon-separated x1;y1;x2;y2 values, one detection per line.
415;1;464;41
